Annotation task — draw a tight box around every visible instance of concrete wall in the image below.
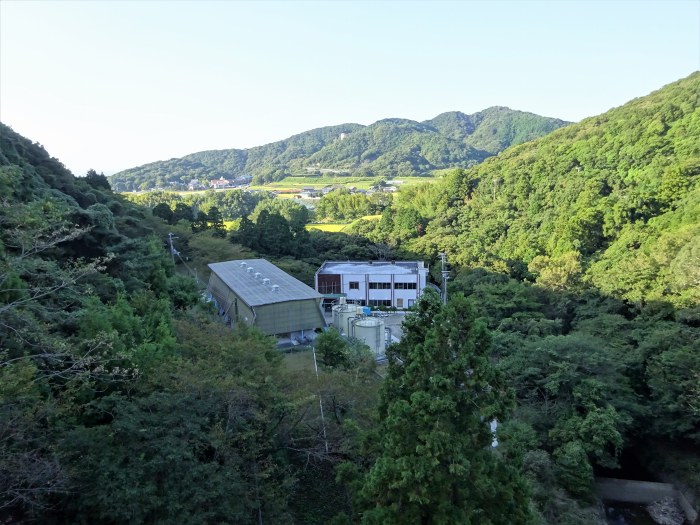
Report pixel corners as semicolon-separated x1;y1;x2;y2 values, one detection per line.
596;477;698;524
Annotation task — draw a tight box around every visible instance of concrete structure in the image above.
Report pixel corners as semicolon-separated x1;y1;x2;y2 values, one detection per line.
315;260;428;309
208;259;326;337
596;477;697;524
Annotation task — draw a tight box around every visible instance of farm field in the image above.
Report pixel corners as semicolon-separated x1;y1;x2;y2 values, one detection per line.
307;223;348;232
306;214;382;232
249;175;438;192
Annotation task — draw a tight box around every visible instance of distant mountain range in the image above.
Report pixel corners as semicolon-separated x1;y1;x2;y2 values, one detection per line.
108;107;569;191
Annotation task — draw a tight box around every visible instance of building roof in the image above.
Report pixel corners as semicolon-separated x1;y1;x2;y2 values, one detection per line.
317;261;426;276
209;259;322;307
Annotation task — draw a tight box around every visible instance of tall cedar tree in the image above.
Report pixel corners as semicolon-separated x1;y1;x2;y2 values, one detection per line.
359;290;533;524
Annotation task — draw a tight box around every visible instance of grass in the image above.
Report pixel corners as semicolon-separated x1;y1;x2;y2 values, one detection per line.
282;348;316;371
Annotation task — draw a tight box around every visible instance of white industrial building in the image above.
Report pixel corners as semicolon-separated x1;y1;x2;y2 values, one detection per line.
314;260;428;309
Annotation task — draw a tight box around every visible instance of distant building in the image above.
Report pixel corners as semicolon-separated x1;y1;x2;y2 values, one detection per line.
208;259;326;337
315;260;428;309
233;175;252;186
210;177;231;189
300;187;320;198
321;184;345;195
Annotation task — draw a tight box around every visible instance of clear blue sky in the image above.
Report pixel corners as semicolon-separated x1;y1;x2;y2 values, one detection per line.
1;0;698;175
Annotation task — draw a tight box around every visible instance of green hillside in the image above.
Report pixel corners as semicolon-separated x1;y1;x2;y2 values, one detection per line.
109;108;568;191
345;72;700;523
410;72;700;308
0;124;306;522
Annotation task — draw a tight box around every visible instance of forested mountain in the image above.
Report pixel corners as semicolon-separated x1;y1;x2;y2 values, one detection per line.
345;72;700;521
109;108;568;190
387;72;700;309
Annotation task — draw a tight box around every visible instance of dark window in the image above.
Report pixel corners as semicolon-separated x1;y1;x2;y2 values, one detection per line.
369;299;392;307
394;282;417;290
369;282;391;289
318;283;340;294
349;281;359;290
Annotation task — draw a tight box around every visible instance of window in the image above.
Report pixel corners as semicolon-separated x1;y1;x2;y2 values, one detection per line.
349;281;359;290
369;299;392;307
396;298;404;308
318;283;340;294
394;282;417;290
369;282;391;290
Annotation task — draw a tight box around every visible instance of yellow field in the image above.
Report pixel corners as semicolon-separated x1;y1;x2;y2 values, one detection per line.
305;214;381;233
274;193;301;199
306;223;348;232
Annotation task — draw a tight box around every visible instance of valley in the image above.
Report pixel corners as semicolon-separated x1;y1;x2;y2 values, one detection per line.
1;72;698;524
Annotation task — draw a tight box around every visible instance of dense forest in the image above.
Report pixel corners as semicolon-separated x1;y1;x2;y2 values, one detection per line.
1;71;699;525
345;73;700;520
108;107;568;190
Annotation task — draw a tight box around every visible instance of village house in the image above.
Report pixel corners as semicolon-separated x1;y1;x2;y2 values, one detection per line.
209;177;232;189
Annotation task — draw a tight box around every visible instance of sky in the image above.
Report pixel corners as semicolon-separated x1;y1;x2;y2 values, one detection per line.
1;1;698;176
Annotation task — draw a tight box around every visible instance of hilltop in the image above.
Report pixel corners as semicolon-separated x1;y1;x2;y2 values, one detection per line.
108;107;568;191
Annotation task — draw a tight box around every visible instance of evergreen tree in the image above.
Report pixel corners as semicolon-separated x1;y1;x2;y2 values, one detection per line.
172;202;194;224
233;215;258;250
191;209;209;233
358;290;533;524
152;202;174;224
84;169;112;191
207;206;226;237
257;210;293;256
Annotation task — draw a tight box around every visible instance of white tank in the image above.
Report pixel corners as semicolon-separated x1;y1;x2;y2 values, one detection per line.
352;317;385;357
332;303;364;335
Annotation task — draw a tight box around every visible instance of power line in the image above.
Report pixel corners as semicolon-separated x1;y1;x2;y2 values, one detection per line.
166;233;206;288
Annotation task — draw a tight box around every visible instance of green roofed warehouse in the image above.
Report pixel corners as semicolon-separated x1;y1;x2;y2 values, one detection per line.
207;259;326;337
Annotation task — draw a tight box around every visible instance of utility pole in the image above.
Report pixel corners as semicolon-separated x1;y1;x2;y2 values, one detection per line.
440;252;449;305
168;232;178;264
312;346;329;454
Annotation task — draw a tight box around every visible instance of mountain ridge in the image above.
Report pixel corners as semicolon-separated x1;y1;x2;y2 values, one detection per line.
109;107;569;191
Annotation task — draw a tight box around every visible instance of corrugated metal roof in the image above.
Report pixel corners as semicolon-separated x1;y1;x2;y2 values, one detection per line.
318;261;424;275
208;259;322;307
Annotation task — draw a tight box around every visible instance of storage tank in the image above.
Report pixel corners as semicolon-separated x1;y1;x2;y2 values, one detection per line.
332;303;364;335
351;317;385;357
